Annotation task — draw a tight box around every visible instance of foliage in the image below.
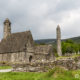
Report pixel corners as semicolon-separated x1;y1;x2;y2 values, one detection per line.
62;39;80;55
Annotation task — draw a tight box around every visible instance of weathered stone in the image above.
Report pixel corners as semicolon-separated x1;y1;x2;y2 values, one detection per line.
56;25;62;56
0;18;55;72
12;56;80;72
4;18;11;39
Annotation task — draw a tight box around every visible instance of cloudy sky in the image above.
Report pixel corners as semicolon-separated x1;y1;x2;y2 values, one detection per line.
0;0;80;40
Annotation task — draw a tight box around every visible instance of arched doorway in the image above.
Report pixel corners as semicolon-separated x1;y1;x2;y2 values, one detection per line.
29;56;32;62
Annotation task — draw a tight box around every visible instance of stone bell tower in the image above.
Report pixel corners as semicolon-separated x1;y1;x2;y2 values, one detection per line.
56;25;62;56
3;18;11;39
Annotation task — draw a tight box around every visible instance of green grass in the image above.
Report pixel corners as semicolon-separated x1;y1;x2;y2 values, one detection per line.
0;66;12;70
0;67;80;80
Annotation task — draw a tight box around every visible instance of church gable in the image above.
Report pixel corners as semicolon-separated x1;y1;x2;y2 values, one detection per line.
0;31;34;53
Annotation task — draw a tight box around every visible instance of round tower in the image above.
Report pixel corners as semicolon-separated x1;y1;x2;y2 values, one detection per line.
56;25;62;56
3;18;11;39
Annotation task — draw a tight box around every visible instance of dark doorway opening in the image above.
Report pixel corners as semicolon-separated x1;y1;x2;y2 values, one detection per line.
29;56;32;62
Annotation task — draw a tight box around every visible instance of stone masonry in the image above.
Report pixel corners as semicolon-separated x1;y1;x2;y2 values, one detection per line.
0;18;55;65
56;25;62;56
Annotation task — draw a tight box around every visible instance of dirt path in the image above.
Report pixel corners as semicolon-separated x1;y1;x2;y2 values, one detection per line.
0;69;13;72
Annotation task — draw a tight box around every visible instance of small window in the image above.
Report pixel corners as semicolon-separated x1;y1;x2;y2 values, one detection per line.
29;56;32;62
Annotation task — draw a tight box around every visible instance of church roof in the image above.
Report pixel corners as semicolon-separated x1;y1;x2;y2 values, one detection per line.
0;31;34;53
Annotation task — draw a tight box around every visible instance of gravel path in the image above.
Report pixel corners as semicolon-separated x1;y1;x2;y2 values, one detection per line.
0;69;13;72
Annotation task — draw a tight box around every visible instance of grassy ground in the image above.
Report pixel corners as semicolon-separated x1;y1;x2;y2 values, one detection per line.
0;66;12;70
56;54;80;60
0;67;80;80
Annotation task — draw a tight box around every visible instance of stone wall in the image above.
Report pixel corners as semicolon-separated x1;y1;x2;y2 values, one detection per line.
11;52;27;63
12;62;55;72
0;44;54;64
12;56;80;72
0;53;11;62
0;52;27;63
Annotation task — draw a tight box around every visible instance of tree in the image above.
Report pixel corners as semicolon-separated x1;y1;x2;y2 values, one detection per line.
61;39;80;55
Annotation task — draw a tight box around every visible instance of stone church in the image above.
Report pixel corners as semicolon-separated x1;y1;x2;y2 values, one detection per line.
0;18;54;64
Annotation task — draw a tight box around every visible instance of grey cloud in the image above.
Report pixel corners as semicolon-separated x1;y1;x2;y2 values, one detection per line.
55;0;80;13
0;0;80;40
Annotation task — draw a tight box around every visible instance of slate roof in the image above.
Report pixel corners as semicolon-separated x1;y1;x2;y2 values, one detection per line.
0;31;34;53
